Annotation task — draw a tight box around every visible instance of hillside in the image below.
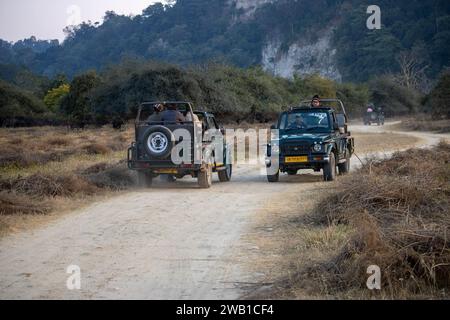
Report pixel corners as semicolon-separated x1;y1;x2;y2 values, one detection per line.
0;0;449;81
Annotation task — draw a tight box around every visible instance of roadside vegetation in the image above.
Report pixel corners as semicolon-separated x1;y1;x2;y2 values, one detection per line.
0;126;136;235
394;71;450;133
1;61;373;127
252;142;450;299
394;116;450;133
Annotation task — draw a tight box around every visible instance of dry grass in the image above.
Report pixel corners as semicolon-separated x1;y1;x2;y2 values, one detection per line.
267;142;450;299
352;132;421;154
0;192;52;215
1;173;99;198
0;125;136;235
0;126;133;171
392;116;450;133
82;143;112;155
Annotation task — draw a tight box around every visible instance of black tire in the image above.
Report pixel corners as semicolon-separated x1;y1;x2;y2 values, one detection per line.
323;152;337;182
163;174;177;183
137;171;153;188
218;164;232;182
267;170;280;183
338;148;351;175
198;165;212;188
287;170;297;176
143;126;175;159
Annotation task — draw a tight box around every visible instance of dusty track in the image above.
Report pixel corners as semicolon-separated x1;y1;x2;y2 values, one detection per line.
0;124;448;300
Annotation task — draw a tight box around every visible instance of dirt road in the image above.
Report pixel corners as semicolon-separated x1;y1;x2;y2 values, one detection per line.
0;124;448;300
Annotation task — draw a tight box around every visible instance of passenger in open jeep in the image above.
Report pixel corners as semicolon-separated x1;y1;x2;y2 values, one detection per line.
311;95;321;108
161;103;185;123
147;104;164;123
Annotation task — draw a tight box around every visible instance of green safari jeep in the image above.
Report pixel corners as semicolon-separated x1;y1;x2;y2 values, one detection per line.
266;99;354;182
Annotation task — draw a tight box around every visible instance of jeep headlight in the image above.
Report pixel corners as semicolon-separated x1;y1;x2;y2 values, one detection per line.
313;144;322;152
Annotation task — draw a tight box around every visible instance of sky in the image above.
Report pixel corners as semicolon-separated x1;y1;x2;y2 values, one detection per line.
0;0;166;43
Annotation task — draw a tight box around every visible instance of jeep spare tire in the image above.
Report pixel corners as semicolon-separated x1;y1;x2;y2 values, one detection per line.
143;126;175;159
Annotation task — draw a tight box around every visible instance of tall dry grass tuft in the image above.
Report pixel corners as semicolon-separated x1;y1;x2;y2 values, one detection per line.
308;141;450;297
0;192;52;215
1;173;99;198
82;143;112;155
45;136;71;147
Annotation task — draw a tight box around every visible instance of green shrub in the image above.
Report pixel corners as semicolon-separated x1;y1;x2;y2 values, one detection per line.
426;70;450;119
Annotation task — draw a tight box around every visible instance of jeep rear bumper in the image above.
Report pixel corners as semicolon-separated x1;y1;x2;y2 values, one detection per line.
128;143;204;173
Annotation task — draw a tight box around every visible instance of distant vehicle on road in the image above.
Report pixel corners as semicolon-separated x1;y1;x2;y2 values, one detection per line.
266;99;354;182
364;105;385;126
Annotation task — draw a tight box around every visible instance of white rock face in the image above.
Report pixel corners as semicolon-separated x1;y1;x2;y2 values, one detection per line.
232;0;276;16
262;33;342;81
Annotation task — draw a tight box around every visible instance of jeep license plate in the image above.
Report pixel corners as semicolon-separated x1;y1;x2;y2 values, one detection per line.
154;169;178;174
285;156;308;163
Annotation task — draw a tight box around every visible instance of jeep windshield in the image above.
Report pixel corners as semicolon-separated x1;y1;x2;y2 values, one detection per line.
279;111;331;133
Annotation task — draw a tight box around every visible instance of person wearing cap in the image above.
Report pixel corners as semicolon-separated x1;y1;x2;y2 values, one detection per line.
311;95;321;108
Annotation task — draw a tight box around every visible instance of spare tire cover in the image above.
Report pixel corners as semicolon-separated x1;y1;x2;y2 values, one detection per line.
143;126;175;159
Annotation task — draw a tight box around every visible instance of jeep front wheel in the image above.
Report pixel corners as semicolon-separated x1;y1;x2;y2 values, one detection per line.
338;148;351;175
218;164;232;182
323;152;337;181
267;170;280;183
198;165;213;188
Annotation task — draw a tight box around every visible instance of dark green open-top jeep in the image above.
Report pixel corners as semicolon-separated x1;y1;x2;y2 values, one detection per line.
128;101;232;188
265;99;354;182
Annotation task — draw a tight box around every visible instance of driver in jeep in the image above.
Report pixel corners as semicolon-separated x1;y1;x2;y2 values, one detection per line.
288;114;307;129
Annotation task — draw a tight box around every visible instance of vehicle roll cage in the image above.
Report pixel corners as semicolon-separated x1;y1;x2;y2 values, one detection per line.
295;99;347;115
136;101;195;124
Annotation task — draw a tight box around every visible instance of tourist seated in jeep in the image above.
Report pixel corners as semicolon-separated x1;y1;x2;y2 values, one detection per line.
161;103;185;123
147;103;164;123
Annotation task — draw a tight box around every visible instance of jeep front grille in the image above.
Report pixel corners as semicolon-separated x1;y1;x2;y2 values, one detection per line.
282;142;311;155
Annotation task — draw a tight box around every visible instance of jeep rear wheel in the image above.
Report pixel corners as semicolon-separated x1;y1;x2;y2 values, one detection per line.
338;148;351;175
163;174;177;183
323;152;337;181
218;164;232;182
198;165;213;188
137;171;153;188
